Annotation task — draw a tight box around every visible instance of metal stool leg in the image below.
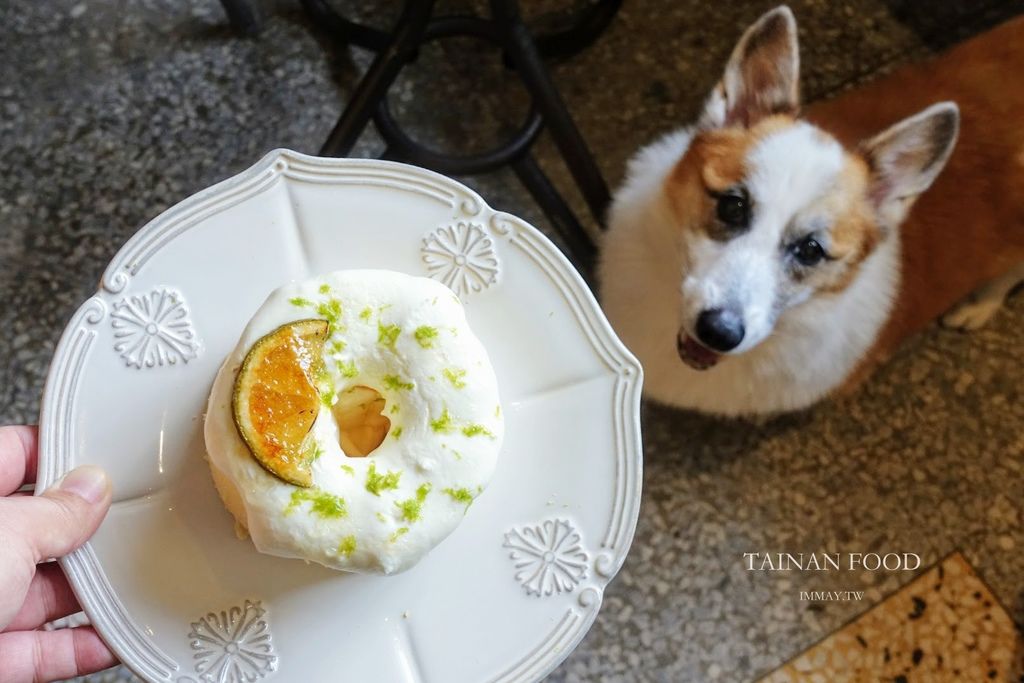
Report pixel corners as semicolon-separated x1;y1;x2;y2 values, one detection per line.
512;155;597;280
319;0;436;157
492;0;613;227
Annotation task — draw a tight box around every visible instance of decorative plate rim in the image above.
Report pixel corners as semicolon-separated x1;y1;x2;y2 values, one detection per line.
37;149;644;683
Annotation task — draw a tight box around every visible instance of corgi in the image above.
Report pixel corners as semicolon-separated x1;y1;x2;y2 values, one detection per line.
598;6;1024;416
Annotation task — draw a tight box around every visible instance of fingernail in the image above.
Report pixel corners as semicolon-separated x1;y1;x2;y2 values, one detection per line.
57;465;110;504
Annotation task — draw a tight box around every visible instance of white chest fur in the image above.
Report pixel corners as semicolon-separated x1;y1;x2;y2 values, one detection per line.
598;130;901;416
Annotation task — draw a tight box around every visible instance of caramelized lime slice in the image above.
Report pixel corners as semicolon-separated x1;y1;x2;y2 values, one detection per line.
232;319;330;486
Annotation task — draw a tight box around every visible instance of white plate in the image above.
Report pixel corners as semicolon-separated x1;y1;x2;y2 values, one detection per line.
38;151;643;683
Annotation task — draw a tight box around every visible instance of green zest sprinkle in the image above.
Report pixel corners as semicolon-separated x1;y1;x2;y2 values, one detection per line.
340;464;355;476
390;404;400;414
395;483;432;523
443;487;475;509
430;408;454;434
316;369;336;405
389;527;409;543
337;360;358;378
320;388;336;408
303;440;324;464
318;284;331;294
413;326;439;348
329;340;347;354
378;322;401;349
289;296;313;308
393;426;403;439
365;462;402;496
317;298;343;325
336;535;357;557
359;307;372;321
383;374;414;391
495;405;501;418
285;488;347;519
443;368;467;389
462;424;494;438
376;512;387;523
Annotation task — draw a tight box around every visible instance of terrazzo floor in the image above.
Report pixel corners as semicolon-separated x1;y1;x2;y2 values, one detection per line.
2;1;1023;681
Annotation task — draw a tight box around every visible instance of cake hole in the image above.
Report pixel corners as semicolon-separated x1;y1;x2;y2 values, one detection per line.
333;385;391;457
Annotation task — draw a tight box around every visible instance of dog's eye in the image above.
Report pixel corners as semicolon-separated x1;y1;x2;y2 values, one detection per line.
715;191;749;228
791;236;826;266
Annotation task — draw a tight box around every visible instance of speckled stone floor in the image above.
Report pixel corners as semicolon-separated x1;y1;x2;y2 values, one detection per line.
2;1;1023;681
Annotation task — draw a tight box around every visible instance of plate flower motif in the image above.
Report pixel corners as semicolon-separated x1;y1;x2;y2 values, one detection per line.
111;287;199;368
187;600;277;683
504;519;589;596
422;221;499;296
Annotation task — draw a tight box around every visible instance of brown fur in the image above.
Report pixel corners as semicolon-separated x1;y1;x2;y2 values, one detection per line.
666;115;798;237
812;156;881;294
806;16;1024;385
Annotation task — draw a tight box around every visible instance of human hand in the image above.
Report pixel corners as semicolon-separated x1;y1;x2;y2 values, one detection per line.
0;425;118;681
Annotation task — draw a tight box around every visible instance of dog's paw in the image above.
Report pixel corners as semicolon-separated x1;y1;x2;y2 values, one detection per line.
941;296;1003;331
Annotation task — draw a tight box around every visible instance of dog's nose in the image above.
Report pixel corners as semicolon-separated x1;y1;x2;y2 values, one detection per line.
695;308;745;352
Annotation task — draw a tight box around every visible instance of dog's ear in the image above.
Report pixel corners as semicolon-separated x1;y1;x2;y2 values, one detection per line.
861;102;959;227
699;6;800;129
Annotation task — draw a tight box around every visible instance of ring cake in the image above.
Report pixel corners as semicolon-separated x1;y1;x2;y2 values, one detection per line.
204;270;503;575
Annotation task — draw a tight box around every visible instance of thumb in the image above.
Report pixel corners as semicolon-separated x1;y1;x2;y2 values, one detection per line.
15;466;112;562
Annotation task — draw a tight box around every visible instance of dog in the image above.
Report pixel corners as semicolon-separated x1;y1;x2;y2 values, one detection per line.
598;6;1024;416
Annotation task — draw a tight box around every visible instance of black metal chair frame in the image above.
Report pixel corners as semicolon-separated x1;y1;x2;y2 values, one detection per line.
219;0;621;280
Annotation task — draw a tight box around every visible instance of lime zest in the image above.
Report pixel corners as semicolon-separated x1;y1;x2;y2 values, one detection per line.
413;326;439;349
462;423;494;438
383;374;415;391
389;527;409;543
316;299;343;326
303;440;324;464
359;307;372;321
395;483;432;523
336;535;357;557
340;464;355;476
289;296;313;308
285;488;347;519
443;487;475;509
443;368;467;389
365;462;402;496
430;408;454;434
378;322;401;349
318;284;331;295
393;426;403;439
337;360;358;378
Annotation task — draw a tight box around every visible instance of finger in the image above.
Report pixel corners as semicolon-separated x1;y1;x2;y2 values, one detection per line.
0;625;118;682
0;426;38;495
3;562;80;632
3;465;112;562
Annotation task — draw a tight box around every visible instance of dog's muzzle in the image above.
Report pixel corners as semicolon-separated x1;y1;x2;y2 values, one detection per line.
676;332;721;370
